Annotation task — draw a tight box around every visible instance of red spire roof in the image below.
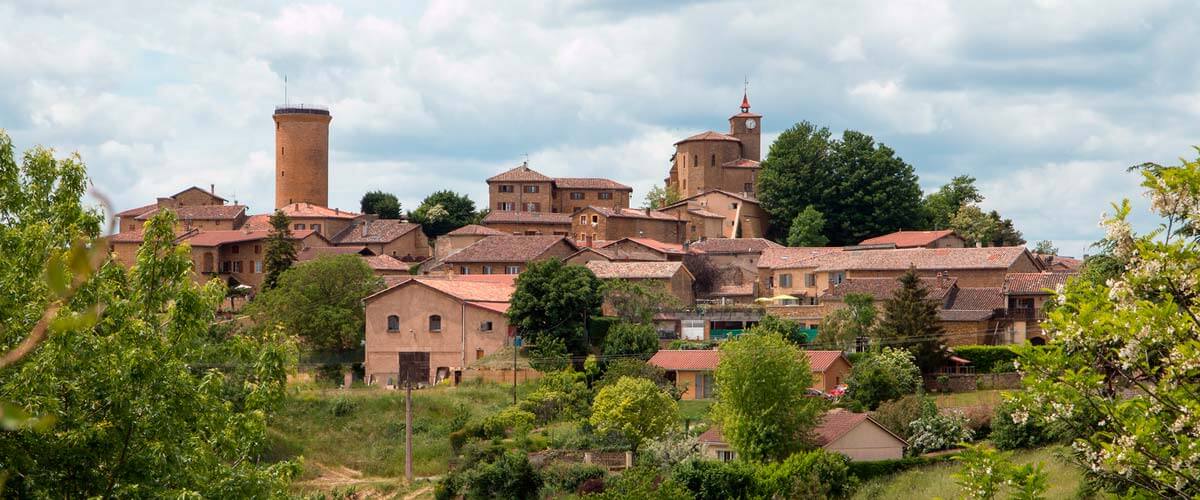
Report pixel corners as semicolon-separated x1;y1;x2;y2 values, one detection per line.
740;91;750;112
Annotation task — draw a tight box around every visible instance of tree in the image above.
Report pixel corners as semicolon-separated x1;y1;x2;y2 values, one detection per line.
595;358;679;399
874;268;948;372
0;138;297;497
1032;240;1058;256
590;376;677;456
818;292;876;350
644;183;681;209
755;314;807;346
602;322;659;358
757;122;923;245
921;175;983;230
603;279;681;324
954;443;1049;500
990;211;1025;246
683;254;720;296
262;209;296;290
359;190;401;219
528;336;569;373
408;190;478;237
507;260;603;354
786;205;829;247
843;347;922;410
950;204;998;247
248;254;383;351
713;329;827;462
1009;155;1200;497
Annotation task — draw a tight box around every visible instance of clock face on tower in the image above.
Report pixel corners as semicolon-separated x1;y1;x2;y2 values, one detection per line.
745;118;757;130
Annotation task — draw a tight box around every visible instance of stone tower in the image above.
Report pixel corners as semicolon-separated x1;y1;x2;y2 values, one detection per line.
728;92;762;161
274;106;331;209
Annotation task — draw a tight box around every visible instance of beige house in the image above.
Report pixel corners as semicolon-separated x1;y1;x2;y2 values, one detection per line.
363;275;516;386
572;206;687;246
647;349;851;401
330;219;431;262
860;230;966;249
598;237;690;262
178;228;328;289
667;94;763;198
660;189;769;240
116;186;245;233
585;260;696;310
1002;272;1073;345
486;163;632;214
700;410;907;462
438;235;578;275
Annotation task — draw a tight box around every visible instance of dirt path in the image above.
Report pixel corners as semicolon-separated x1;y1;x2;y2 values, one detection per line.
402;486;432;500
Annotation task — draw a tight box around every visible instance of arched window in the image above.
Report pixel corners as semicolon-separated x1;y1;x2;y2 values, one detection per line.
692;154;697;167
387;315;400;332
711;154;716;166
429;315;442;332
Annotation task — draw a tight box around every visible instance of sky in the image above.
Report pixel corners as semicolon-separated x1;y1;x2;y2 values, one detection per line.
3;0;1197;257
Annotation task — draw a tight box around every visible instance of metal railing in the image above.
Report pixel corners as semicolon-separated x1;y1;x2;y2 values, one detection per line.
274;104;330;115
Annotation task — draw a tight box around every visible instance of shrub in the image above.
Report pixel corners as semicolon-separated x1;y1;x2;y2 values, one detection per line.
328;396;358;417
952;345;1019;373
637;431;701;468
518;369;591;423
602;322;660;357
596;358;680;399
847;455;955;482
872;394;937;440
668;340;718;350
755;450;856;498
595;466;691;500
909;411;973;455
481;406;536;438
587;316;620;350
671;459;759;500
990;398;1052;450
529;337;570;373
844;348;922;410
461;451;542;500
539;462;606;494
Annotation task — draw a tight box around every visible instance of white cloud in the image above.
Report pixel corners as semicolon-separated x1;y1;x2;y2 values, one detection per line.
829;36;865;62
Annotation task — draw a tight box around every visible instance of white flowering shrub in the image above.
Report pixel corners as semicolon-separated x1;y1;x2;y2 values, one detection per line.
908;411;973;455
1012;155;1200;496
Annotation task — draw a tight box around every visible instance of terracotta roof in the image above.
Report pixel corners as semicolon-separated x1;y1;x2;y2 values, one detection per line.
565;247;614;261
1005;272;1072;295
648;350;720;371
601;237;688;255
332;219;421;244
487;165;552;183
277;203;359;219
115;203;157;217
448;224;506;236
135;204;247;221
181;228;318;247
759;247;843;269
1039;255;1082;272
444;235;575;263
690;238;783;254
481;211;572;225
171;186;227;202
860;230;961;248
674;131;741;145
297;246;374;260
720;158;761;168
467;301;510;314
700;410;906;448
686;208;725;219
366;275;515;304
240;214;272;231
585;260;686;279
813;247;1033;272
363;254;411;271
553;178;632;191
805;350;848;371
698;426;724;444
945;287;1005;310
585;206;682;221
825;277;956;302
665;189;761;208
937;309;995;322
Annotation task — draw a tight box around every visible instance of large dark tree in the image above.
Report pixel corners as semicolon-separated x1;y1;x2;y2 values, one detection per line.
359;190;401;219
262;210;296;290
507;260;603;354
757;122;923;245
407;190;479;238
921;175;983;230
874;269;948;372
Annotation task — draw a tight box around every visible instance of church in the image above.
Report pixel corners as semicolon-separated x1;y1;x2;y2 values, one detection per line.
667;92;763;198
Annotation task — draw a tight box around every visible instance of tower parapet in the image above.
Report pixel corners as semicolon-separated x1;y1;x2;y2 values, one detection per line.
274;105;331;209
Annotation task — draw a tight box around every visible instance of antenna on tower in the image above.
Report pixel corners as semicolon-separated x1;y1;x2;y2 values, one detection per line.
284;75;288;106
522;152;529;167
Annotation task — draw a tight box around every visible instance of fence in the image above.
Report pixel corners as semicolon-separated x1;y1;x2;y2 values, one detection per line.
527;449;632;471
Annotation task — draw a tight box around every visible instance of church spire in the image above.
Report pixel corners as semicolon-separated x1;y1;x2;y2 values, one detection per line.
740;77;751;112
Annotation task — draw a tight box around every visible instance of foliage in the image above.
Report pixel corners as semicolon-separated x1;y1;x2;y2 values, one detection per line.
586;316;619;350
248;254;382;351
408;190;479;238
844;347;922;410
786;205;829;247
1032;240;1058;256
1008;154;1200;497
672;450;854;500
954;443;1049;500
754;314;807;346
517;369;590;424
950;204;999;247
713;329;827;462
638;431;701;468
528;336;569;373
644;183;681;209
507;259;603;354
819;292;876;349
1076;252;1123;287
952;345;1019;373
845;454;954;482
447;450;542;500
671;459;758;500
539;462;606;494
596;358;679;399
667;339;719;350
874;268;949;372
992;211;1026;246
921;175;983;230
683;253;720;296
602;279;681;324
592;465;691;500
757;121;923;245
990;398;1053;451
589;376;677;454
359;190;401;219
873;393;938;440
909;411;973;455
603;322;659;358
262;209;296;290
481;405;536;437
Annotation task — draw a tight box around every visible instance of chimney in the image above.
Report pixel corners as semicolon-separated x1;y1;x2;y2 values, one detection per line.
361;221;369;237
335;208;339;215
210;183;215;194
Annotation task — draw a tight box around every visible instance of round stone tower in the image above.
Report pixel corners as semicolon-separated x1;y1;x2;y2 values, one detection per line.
274;106;331;209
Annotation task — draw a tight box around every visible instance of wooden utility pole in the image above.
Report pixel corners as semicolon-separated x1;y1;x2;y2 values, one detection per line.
512;339;518;405
405;380;413;482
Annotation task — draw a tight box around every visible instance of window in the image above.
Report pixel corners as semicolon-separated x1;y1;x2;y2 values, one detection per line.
254;260;262;273
579;215;587;224
254;244;261;254
482;265;493;274
744;183;753;193
233;261;243;273
459;266;470;275
591;215;599;224
695;372;714;399
692;154;698;167
767;276;774;288
717;450;736;462
711;154;716;166
804;273;816;287
731;202;739;209
231;245;240;254
524;202;540;211
497;202;515;211
832;272;846;285
498;184;514;193
311;223;321;234
429;315;442;332
570;192;584;200
387;315;400;332
682;180;687;191
480;321;493;331
221;261;231;273
598;192;612;200
523;185;539;193
294;223;306;230
476;348;485;360
780;274;793;288
506;265;520;274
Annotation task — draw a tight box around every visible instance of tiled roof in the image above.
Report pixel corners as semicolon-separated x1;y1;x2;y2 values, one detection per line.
487;165;552;183
171;186;227;202
859;230;961;248
666;189;761;208
363;254;411;271
553;178;632;191
720;158;761;168
1039;255;1082;272
115;203;157;217
758;247;843;269
367;275;516;304
937;309;995;322
277;203;359;219
698;426;724;444
699;410;905;448
806;350;848;371
447;224;506;236
566;247;614;260
135;204;247;221
585;260;685;279
297;246;373;261
444;235;574;263
689;238;783;254
467;301;510;314
585;206;682;221
648;350;720;371
332;219;421;244
945;287;1005;310
481;211;572;225
602;237;688;255
813;247;1032;272
181;228;318;247
687;208;725;219
674;131;741;145
1005;272;1072;295
825;277;956;302
240;214;272;231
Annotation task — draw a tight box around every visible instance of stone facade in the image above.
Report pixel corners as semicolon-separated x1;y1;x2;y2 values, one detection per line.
274;108;331;209
571;207;686;245
662;190;768;239
668;95;763;197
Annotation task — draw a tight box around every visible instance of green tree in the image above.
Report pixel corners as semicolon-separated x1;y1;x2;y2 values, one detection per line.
713;329;827;462
596;358;679;399
602;322;659;358
359;190;401;219
874;269;948;372
590;376;678;455
507;260;603;354
1032;240;1057;256
1010;155;1200;497
755;314;806;346
786;205;829;247
603;279;681;324
528;336;569;373
954;443;1048;500
644;183;681;209
248;254;383;351
990;211;1025;246
921;175;983;230
818;292;876;350
408;190;478;237
950;204;998;247
757;122;923;245
843;347;922;410
262;209;296;290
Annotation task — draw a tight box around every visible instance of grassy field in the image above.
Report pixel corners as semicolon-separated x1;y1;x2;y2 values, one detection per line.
678;399;714;424
851;446;1091;499
933;388;1008;408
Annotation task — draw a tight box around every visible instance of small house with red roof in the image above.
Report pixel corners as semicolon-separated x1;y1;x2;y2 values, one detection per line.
859;230;966;249
597;237;691;262
647;349;852;400
699;409;906;462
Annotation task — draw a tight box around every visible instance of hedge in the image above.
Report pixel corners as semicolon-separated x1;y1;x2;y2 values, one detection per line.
846;455;956;482
951;345;1019;373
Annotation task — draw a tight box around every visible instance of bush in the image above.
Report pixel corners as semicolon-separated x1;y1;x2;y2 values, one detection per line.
667;340;718;350
637;431;701;468
462;451;542;500
909;411;973;455
603;322;659;357
844;348;922;410
595;466;691;500
518;370;591;423
671;459;759;500
328;396;358;417
755;450;856;498
952;345;1019;373
529;337;570;373
539;462;606;494
846;455;955;481
990;399;1052;450
872;394;937;440
596;358;679;399
481;406;536;437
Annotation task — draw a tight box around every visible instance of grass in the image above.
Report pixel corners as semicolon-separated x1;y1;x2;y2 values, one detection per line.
851;446;1092;500
933;389;1008;409
678;399;714;424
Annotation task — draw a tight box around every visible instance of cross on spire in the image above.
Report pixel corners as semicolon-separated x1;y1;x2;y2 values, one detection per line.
740;76;751;113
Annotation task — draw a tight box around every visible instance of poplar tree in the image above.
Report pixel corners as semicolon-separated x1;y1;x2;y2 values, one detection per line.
262;210;295;290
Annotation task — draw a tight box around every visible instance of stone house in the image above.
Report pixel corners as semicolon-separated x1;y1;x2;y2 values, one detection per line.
1001;272;1073;345
571;206;687;246
700;410;907;462
438;235;578;275
330;219;431;262
177;228;328;289
859;229;966;249
667;94;763;198
647;349;851;401
584;260;696;311
598;237;690;261
480;210;572;236
116;186;244;233
687;238;781;302
486;163;631;214
563;246;616;265
660;189;769;240
434;224;505;261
